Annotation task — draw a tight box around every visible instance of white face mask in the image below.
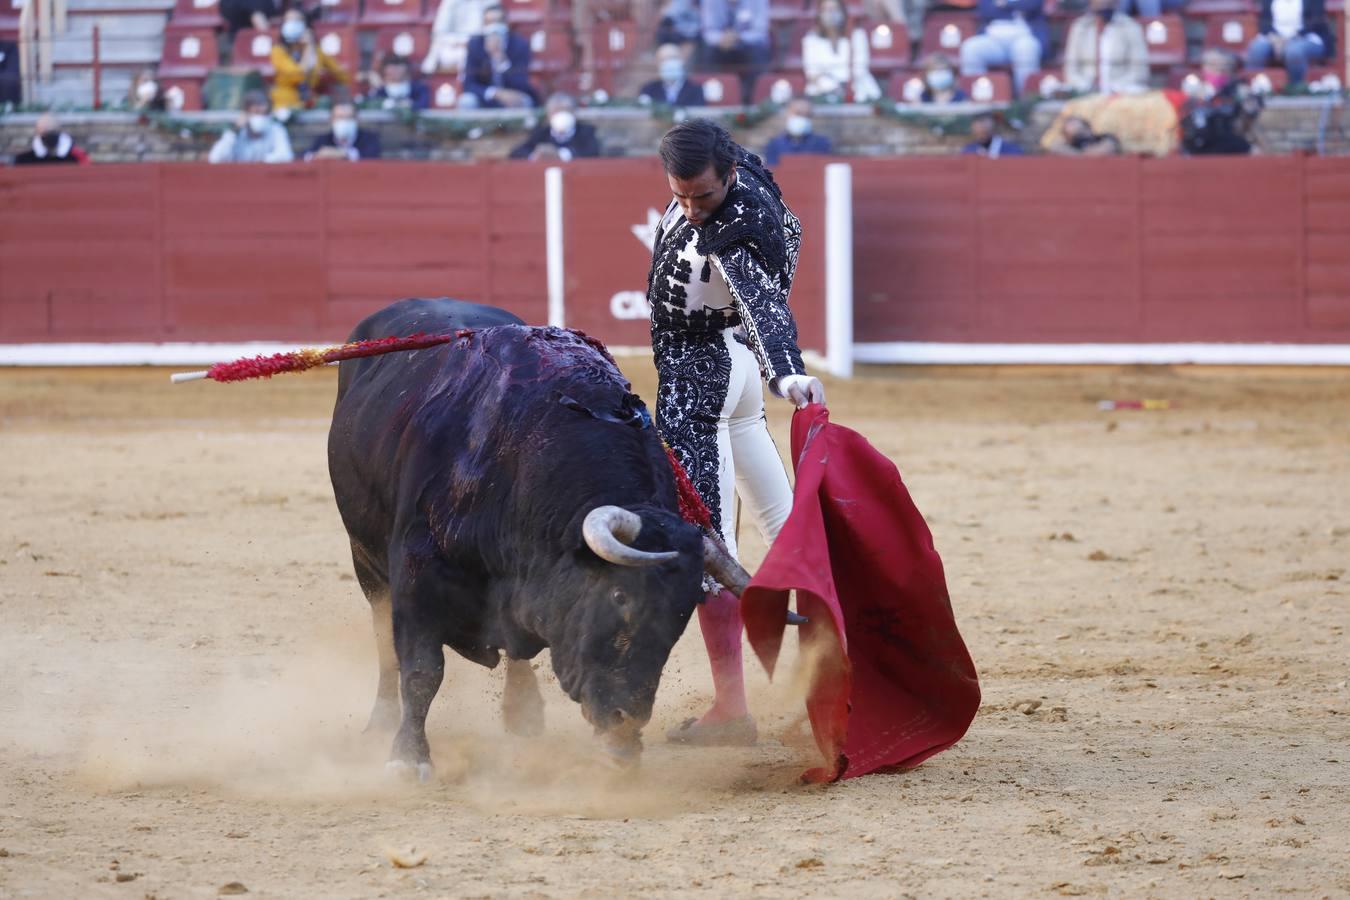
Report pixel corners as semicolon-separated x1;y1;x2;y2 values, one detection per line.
332;118;358;144
281;18;306;42
136;80;158;101
247;113;271;134
385;80;411;98
659;59;684;83
926;69;954;91
550;110;576;138
484;22;508;39
785;114;812;137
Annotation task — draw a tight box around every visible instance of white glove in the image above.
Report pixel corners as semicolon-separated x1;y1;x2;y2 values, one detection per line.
774;374;825;409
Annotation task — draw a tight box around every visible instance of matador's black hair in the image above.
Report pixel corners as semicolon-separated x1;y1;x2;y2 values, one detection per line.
659;119;739;181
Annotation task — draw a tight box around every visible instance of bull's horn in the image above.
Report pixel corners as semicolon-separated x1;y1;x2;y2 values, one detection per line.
583;506;680;567
702;531;751;596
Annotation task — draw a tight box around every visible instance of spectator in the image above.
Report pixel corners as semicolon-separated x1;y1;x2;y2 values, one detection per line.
305;99;382;160
422;0;493;74
1245;0;1334;86
270;9;351;116
1047;114;1123;154
701;0;771;105
961;110;1024;156
208;90;295;163
655;0;702;55
372;57;432;110
763;98;834;164
460;5;537;108
509;93;601;160
959;0;1047;96
802;0;883;102
640;42;706;106
1063;0;1149;94
0;39;19;107
1181;55;1263;154
128;68;167;112
919;53;968;102
220;0;276;43
12;114;89;165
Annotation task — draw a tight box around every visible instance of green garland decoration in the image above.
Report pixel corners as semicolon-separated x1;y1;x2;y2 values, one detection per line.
871;94;1054;137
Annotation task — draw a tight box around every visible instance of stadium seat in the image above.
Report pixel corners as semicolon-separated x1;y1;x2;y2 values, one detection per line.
1239;66;1288;93
315;24;360;73
770;0;812;23
232;28;277;74
866;21;910;73
1141;14;1185;66
372;25;431;63
426;74;460;107
168;0;223;30
315;0;359;26
959;70;1011;101
360;0;424;27
160;76;204;110
1024;67;1069;97
1184;0;1255;15
920;11;976;58
1203;13;1257;53
779;19;816;68
752;70;806;103
526;24;573;73
888;70;924;101
699;73;739;105
590;20;637;70
159;27;220;78
502;0;550;24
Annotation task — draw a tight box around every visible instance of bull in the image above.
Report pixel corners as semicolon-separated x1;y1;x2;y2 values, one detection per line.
328;298;748;778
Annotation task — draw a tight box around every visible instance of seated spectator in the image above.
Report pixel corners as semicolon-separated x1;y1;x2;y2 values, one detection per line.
372;57;432;111
802;0;883;103
959;0;1047;96
305;99;382;160
701;0;771;105
1047;114;1123;153
208;90;295;163
764;98;834;165
422;0;493;75
270;9;352;117
220;0;276;43
12;114;89;165
509;93;601;160
1;39;20;107
1245;0;1334;87
1181;57;1263;154
1063;0;1149;94
128;68;167;112
655;0;702;56
1193;46;1236;97
961;110;1024;156
640;43;706;106
460;5;537;108
919;53;968;102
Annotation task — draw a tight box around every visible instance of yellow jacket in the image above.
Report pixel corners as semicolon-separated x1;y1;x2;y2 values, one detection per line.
269;41;350;111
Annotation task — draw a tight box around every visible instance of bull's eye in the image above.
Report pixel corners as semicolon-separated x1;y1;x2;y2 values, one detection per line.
610;588;629;607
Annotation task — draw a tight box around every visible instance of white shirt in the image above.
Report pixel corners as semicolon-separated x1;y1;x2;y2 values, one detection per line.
1271;0;1303;38
801;28;881;101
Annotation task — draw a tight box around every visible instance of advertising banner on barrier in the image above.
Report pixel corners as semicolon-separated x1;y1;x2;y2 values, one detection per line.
555;158;833;365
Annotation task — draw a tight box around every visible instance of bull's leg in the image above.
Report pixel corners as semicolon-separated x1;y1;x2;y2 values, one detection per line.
502;657;545;738
350;542;399;734
387;594;445;782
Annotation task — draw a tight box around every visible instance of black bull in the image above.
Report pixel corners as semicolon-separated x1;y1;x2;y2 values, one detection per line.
328;299;746;775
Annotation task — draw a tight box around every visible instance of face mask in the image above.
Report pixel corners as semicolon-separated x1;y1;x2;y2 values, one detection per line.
785;114;811;137
550;111;576;138
332;119;358;144
385;80;411;98
659;59;685;82
247;114;270;134
136;80;158;101
822;10;844;27
484;22;508;39
926;69;954;91
40;130;61;149
281;19;305;43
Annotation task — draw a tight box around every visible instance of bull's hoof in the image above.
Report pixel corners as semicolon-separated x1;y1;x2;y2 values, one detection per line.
385;759;436;783
666;714;758;747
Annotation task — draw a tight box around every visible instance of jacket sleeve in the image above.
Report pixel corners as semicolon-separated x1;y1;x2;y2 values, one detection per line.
509;126;546;159
576;124;602;157
264;125;294;163
208;129;238;164
1062;18;1093;92
711;243;806;384
461;39;489;96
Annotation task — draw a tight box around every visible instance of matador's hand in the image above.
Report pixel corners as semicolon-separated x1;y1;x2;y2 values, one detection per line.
775;374;826;409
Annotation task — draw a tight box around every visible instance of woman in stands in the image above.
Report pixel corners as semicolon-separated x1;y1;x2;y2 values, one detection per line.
421;0;493;75
270;8;352;116
801;0;882;102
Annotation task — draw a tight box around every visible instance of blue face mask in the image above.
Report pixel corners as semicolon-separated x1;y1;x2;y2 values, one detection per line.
281;18;305;42
926;68;954;91
659;59;685;82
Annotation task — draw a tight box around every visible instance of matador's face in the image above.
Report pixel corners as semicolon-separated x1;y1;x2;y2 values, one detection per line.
667;163;737;227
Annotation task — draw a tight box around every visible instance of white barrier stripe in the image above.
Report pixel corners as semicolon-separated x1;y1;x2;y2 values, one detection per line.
853;342;1350;366
544;166;566;329
823;163;854;379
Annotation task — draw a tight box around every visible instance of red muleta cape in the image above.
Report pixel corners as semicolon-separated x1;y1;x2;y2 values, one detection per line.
741;404;981;782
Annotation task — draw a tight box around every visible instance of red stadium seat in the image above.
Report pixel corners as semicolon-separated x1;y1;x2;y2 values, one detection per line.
752;70;806;103
590;21;637;70
160;27;220;78
1185;0;1255;15
426;74;461;107
1240;66;1288;93
502;0;550;24
887;70;924;101
526;24;573;73
315;24;360;73
780;19;816;67
372;25;431;63
959;70;1011;101
1023;67;1069;97
770;0;812;23
160;77;205;110
920;10;976;58
1141;14;1185;66
699;73;740;105
168;0;223;30
360;0;424;27
232;27;277;74
314;0;359;25
1203;13;1257;53
865;21;910;73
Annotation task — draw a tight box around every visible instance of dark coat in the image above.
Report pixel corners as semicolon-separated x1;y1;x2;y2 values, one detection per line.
305;128;383;160
371;80;432;111
1257;0;1335;55
462;32;537;106
638;78;705;106
508;121;602;159
763;131;833;166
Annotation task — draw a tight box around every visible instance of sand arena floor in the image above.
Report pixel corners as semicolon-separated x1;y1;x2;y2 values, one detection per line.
0;362;1347;899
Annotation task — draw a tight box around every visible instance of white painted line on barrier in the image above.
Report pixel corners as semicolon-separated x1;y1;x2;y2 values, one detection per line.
0;343;325;366
852;342;1350;366
545;166;566;329
823;163;854;379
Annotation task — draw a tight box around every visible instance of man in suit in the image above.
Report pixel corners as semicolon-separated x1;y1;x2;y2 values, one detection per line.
763;98;832;165
460;4;538;108
305;100;382;161
509;93;601;160
639;43;706;107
